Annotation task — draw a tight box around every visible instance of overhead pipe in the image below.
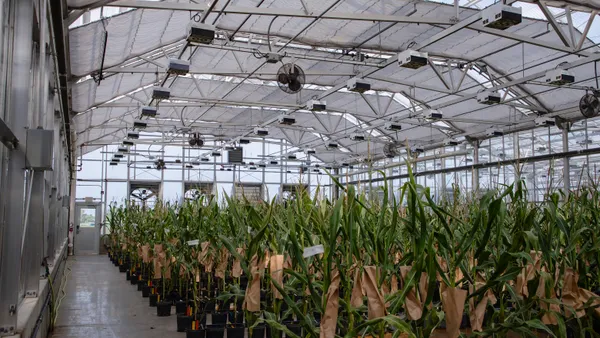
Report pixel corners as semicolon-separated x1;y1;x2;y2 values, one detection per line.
335;149;469;177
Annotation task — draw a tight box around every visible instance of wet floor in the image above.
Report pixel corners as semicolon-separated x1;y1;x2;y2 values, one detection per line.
51;255;178;338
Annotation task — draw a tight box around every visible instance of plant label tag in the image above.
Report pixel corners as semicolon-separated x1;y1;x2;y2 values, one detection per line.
303;245;324;258
187;239;200;246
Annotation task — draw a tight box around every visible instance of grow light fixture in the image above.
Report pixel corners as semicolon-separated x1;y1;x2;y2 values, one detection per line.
141;106;157;118
410;145;424;154
254;127;269;136
146;165;152;169
304;148;316;155
110;161;118;166
326;142;338;149
122;140;134;146
444;138;460;146
307;100;326;111
384;122;402;131
350;132;365;141
239;138;251;144
200;158;209;162
325;166;333;170
312;169;320;173
191;161;200;166
167;58;190;75
133;120;147;129
117;146;129;153
424;109;443;120
544;69;575;85
481;3;522;30
186;164;193;169
211;151;221;157
151;86;171;100
113;153;124;159
187;23;215;44
288;154;297;160
270;160;278;165
249;166;257;170
258;162;266;168
227;168;232;171
111;157;121;162
535;116;556;127
485;128;504;137
476;90;501;104
342;162;350;167
265;52;284;64
278;115;296;125
397;49;428;69
347;78;371;93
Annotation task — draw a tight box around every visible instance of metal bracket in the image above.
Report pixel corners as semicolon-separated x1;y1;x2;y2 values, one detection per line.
0;326;15;336
25;290;38;298
0;117;18;150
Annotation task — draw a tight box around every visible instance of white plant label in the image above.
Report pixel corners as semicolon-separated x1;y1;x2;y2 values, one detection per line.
303;244;324;258
187;239;200;246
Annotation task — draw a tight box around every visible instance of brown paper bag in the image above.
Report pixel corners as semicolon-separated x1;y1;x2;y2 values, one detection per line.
400;266;422;320
153;244;164;279
142;244;151;263
232;248;244;278
243;255;261;312
363;266;386;319
516;251;542;298
270;254;284;299
469;274;497;331
320;269;340;338
215;247;229;279
578;288;600;317
441;285;467;338
536;272;560;325
351;268;364;308
563;268;585;318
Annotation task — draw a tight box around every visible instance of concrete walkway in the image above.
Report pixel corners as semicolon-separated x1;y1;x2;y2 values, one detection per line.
51;255;178;338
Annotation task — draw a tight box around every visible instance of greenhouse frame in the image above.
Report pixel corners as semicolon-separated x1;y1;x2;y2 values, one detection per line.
0;0;600;337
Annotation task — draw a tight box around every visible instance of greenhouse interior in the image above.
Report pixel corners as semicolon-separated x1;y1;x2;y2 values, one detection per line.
1;0;600;337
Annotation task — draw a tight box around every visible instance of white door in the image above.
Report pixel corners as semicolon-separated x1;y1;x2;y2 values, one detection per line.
75;203;101;255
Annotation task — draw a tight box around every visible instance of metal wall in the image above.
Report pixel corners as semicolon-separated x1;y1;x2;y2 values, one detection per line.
0;0;72;335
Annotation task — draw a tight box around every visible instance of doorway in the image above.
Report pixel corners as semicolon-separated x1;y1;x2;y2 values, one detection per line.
74;203;101;255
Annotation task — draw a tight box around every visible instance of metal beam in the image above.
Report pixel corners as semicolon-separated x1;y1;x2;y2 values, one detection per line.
537;1;572;47
576;10;597;50
107;1;452;25
100;67;361;77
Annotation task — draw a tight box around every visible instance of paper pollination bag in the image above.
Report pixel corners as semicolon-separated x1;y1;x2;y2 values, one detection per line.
468;273;497;332
441;283;467;338
362;266;386;319
536;272;559;325
232;248;244;278
516;251;542;298
243;255;261;312
399;266;429;320
350;267;365;308
215;247;229;279
320;269;341;338
141;244;151;263
153;244;164;279
270;254;284;299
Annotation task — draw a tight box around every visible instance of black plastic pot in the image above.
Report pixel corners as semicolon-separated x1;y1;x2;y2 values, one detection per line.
211;312;227;326
119;264;128;273
149;294;159;307
249;326;265;338
177;315;193;332
186;329;206;338
227;326;245;338
176;300;189;314
157;301;172;317
138;280;146;291
206;326;225;338
285;323;302;337
204;300;216;312
126;270;132;280
130;275;138;285
231;311;243;325
142;285;151;298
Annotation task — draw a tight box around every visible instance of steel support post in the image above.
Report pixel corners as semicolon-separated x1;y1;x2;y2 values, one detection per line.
0;0;33;334
24;171;45;297
472;144;479;192
563;128;570;194
333;168;340;200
